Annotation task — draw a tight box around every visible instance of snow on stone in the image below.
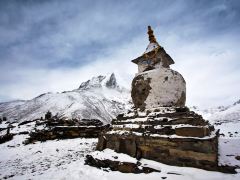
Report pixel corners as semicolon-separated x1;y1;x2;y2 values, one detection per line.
90;149;137;163
149;131;218;139
113;124;140;129
154;124;208;130
123;117;148;122
137;111;147;117
144;43;159;53
147;108;176;117
107;129;218;140
124;112;135;118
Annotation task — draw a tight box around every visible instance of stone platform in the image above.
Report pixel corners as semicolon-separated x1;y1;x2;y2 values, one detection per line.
96;107;220;171
24;118;108;144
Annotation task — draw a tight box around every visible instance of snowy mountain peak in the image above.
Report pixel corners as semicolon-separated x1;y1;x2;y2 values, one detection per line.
78;73;118;90
78;75;105;90
0;73;131;124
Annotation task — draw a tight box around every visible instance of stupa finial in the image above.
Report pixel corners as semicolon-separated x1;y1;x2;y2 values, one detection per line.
148;26;157;43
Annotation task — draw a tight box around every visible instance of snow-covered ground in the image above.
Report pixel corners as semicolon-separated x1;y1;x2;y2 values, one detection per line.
0;120;240;180
190;101;240;138
0;136;240;180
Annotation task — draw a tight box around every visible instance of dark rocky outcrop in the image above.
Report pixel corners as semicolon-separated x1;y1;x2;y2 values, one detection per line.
85;155;160;174
235;156;240;161
0;133;14;144
105;73;117;88
45;111;52;120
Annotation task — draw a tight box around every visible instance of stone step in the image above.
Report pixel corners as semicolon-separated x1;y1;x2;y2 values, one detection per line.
112;117;208;127
112;125;212;138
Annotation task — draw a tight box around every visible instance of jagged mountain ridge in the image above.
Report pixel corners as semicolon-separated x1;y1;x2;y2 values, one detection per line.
78;73;119;90
0;73;131;124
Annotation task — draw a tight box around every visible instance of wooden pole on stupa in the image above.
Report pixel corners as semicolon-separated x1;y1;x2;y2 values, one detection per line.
147;26;157;43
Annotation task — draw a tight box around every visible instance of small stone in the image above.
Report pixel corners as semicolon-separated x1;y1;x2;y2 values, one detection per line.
235;156;240;161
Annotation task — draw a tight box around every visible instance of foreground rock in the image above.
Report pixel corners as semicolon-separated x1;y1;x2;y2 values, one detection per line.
85;154;160;173
0;133;14;144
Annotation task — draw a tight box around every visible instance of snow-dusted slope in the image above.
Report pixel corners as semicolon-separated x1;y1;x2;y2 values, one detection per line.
0;73;131;124
190;100;240;138
0;135;239;180
208;101;240;124
191;100;240;124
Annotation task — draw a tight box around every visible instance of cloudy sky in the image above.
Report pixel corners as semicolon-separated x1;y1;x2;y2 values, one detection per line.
0;0;239;107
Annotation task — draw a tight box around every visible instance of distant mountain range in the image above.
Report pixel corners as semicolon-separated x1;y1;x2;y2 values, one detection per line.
0;72;239;128
0;73;131;124
191;99;240;124
190;100;240;137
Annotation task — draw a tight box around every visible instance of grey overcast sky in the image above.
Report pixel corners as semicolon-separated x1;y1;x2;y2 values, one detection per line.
0;0;240;107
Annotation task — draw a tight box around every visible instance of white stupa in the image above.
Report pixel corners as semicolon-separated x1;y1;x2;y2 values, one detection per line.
131;26;186;109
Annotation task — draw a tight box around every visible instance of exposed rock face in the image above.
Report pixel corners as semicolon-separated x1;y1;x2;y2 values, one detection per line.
79;75;105;89
105;73;117;88
131;68;186;109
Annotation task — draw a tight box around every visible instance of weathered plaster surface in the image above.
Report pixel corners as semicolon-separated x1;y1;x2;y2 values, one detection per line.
131;68;186;109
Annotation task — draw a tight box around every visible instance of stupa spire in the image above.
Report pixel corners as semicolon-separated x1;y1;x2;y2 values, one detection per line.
147;26;157;43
